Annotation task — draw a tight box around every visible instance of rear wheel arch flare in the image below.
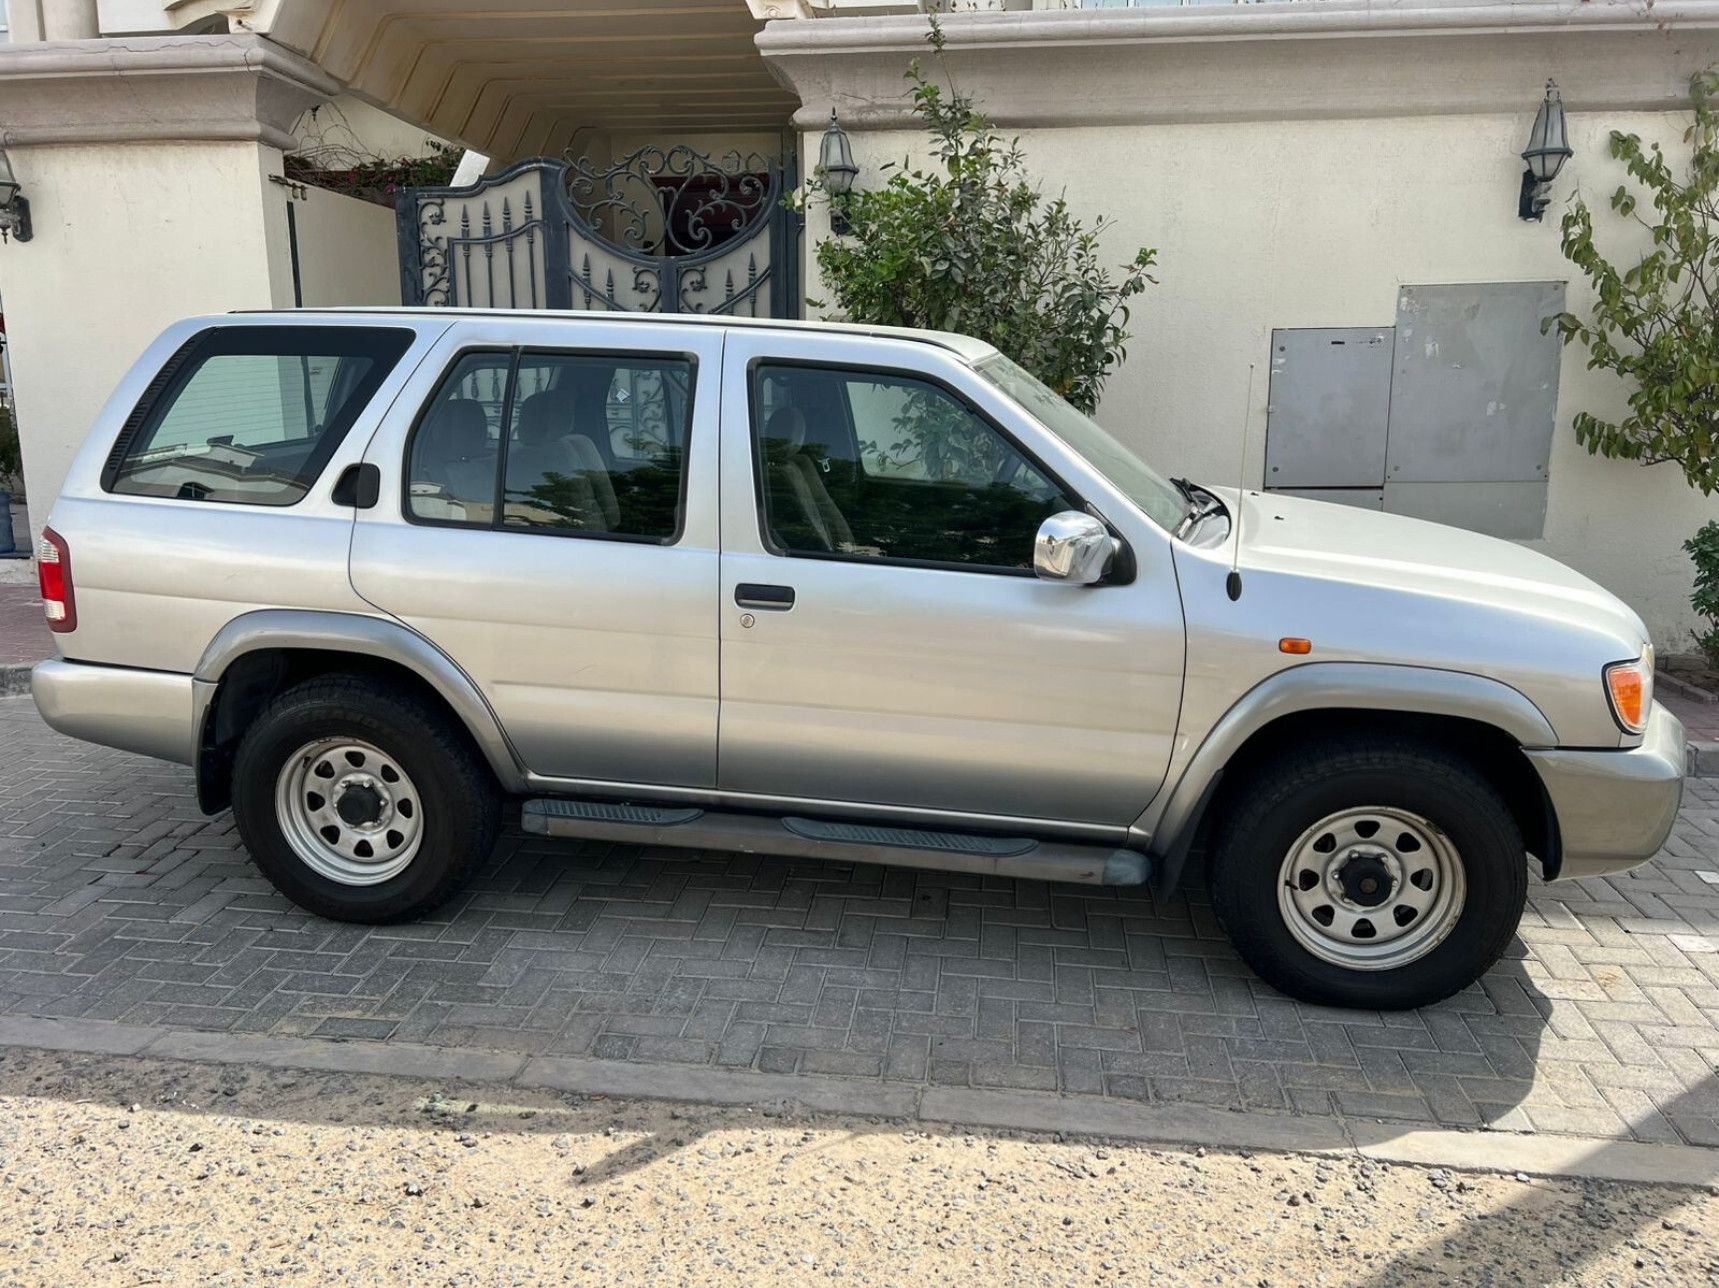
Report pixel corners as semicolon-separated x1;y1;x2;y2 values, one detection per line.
193;610;523;812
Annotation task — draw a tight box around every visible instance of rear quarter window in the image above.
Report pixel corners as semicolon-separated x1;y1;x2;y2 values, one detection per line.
104;325;414;506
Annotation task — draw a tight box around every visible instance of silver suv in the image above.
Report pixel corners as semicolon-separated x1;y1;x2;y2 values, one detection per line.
31;310;1685;1010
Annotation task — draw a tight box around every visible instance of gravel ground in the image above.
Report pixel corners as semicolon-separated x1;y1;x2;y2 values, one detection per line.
0;1049;1715;1287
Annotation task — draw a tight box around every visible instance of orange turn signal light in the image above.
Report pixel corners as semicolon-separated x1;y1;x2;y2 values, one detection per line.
1279;638;1313;656
1604;659;1649;734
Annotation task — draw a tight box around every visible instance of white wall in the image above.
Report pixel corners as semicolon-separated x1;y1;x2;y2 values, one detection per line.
801;108;1719;649
291;185;402;308
0;140;295;525
291;94;449;165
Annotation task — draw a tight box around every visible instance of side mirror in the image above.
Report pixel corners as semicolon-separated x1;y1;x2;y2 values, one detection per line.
1034;511;1121;586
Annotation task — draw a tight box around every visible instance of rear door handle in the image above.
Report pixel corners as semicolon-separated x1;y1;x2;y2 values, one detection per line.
735;583;796;611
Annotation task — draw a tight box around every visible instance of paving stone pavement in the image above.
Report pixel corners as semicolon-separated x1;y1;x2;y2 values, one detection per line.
3;696;1719;1148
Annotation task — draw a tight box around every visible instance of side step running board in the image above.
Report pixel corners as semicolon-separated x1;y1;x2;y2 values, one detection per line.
521;798;1150;887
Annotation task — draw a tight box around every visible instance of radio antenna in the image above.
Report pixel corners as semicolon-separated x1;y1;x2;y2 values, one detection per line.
1225;363;1255;603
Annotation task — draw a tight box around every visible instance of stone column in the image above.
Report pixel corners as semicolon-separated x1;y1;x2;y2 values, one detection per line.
0;35;337;531
7;1;100;42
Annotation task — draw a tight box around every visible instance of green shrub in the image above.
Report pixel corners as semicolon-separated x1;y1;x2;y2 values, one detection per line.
0;402;20;496
799;19;1156;415
1685;521;1719;665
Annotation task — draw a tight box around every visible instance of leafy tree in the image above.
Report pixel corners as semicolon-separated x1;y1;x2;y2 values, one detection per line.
1545;70;1719;495
799;20;1156;415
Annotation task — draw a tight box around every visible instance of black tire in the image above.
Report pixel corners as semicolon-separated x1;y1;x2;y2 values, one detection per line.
1207;735;1527;1010
230;674;500;923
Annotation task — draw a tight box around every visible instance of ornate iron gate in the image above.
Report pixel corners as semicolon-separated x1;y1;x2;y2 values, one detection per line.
396;146;800;318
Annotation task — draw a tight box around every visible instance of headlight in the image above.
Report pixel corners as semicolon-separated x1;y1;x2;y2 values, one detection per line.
1603;653;1652;735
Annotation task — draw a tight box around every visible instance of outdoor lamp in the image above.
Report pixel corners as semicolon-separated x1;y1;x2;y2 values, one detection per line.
0;150;31;243
818;107;859;234
1519;79;1572;222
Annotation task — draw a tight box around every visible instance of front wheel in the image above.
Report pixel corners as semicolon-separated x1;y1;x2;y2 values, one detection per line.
231;675;500;923
1208;737;1527;1010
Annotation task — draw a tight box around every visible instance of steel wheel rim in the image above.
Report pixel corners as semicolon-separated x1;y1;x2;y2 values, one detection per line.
274;737;424;887
1276;806;1466;972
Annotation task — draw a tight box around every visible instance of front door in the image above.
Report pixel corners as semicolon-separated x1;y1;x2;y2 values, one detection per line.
349;317;723;787
715;329;1185;829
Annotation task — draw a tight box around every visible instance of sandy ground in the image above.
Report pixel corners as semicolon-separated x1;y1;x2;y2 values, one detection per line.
0;1048;1714;1287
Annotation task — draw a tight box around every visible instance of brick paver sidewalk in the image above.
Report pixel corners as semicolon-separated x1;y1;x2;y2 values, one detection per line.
1664;687;1719;743
0;585;50;669
1;696;1717;1147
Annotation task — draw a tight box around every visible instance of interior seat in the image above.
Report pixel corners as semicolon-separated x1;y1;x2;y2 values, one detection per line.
566;433;621;529
763;406;853;552
414;398;495;506
508;390;614;531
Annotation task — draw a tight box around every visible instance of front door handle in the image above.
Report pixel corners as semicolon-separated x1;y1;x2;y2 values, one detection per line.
735;583;796;611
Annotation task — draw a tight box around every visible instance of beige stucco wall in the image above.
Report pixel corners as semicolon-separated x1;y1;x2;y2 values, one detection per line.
798;106;1719;650
291;185;403;308
0;140;296;527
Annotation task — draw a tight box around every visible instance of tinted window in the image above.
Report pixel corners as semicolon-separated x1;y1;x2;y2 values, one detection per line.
407;349;693;542
406;352;509;524
752;364;1075;570
107;326;412;506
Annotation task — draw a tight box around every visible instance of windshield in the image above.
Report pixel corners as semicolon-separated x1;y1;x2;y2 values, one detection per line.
974;354;1190;533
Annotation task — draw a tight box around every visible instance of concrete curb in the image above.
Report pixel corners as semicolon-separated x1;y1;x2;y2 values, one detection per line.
0;664;30;698
1;1014;1715;1191
1689;740;1719;779
1659;671;1718;706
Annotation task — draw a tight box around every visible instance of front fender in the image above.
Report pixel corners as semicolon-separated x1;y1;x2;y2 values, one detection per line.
1138;661;1558;892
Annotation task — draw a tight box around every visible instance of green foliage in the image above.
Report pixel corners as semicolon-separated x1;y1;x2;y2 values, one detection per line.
0;403;20;496
1545;70;1719;495
799;19;1156;415
1685;521;1719;664
284;141;461;209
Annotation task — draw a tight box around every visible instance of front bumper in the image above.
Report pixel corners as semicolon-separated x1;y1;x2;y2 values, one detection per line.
32;659;197;766
1526;700;1686;880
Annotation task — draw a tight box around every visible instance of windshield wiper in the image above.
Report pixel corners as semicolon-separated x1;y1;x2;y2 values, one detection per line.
1171;477;1225;536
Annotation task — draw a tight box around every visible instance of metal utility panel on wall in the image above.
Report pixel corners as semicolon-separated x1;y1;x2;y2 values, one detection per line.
1262;281;1566;539
1264;328;1394;491
1384;282;1565;539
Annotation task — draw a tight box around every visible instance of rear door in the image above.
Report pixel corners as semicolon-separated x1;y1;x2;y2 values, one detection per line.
349;317;722;788
716;329;1185;829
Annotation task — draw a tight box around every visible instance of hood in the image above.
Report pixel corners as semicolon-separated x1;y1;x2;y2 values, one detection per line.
1168;488;1651;749
1229;490;1648;647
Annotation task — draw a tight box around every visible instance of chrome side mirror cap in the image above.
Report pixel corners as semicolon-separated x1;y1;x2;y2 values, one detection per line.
1034;511;1121;586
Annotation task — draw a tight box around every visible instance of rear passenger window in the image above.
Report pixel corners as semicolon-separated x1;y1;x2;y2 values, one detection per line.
106;326;412;506
407;349;694;542
405;352;510;525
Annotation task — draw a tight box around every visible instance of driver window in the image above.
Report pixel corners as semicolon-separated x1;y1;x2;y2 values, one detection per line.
752;364;1073;570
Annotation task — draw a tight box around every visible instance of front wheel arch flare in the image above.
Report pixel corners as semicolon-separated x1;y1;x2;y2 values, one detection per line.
1152;707;1557;896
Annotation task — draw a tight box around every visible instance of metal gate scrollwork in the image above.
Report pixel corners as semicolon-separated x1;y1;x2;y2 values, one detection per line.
397;144;800;318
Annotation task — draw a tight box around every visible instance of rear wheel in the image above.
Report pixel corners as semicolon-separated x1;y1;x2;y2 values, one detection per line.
231;675;499;923
1208;736;1527;1010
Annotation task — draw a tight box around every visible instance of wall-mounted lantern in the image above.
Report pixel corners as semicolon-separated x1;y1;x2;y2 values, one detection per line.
1519;80;1572;222
0;151;31;243
818;107;859;235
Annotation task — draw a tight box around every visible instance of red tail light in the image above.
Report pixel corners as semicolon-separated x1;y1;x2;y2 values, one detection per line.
37;527;76;633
